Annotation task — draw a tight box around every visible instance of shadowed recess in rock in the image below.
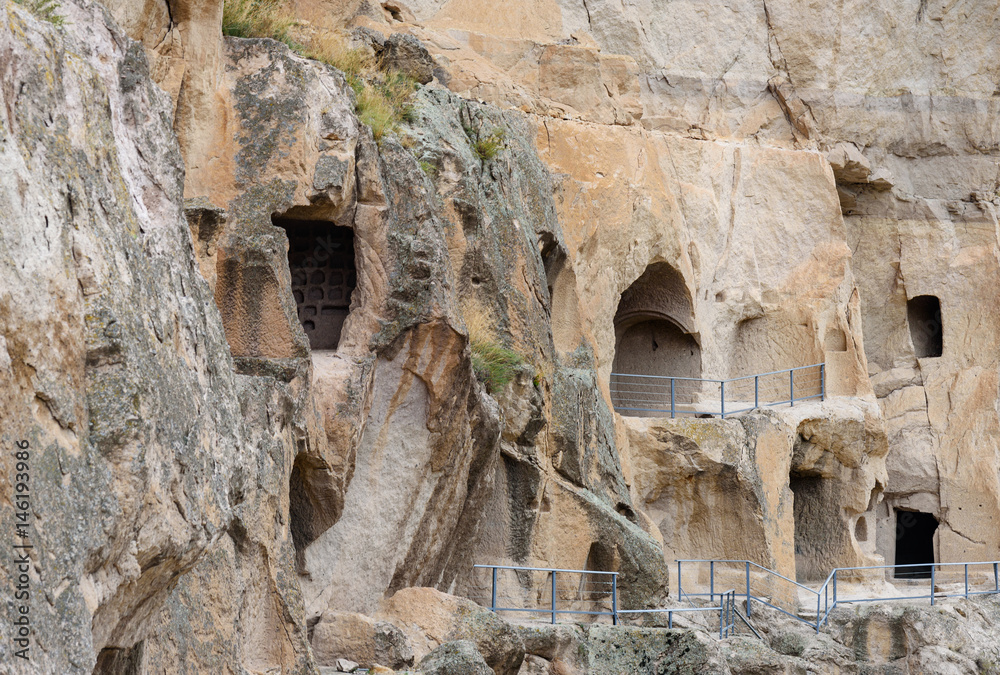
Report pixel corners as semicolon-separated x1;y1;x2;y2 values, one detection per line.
277;218;357;351
907;295;943;359
894;510;938;579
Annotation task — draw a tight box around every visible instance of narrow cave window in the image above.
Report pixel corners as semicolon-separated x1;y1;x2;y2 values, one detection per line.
275;219;356;350
94;644;144;675
894;510;937;579
907;295;942;358
825;327;848;352
854;515;868;543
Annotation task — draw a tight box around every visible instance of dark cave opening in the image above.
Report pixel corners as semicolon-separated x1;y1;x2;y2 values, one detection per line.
907;295;942;358
894;509;938;579
275;218;356;351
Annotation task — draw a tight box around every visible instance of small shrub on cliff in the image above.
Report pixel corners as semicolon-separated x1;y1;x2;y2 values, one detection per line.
299;33;372;79
472;341;524;393
472;129;505;161
462;120;506;161
222;0;297;48
464;300;525;393
12;0;65;25
355;70;417;140
220;1;418;141
294;33;418;140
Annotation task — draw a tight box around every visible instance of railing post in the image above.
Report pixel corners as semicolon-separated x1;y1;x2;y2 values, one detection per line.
820;364;825;401
612;575;618;626
790;369;795;406
930;566;936;606
815;591;821;633
726;592;731;638
833;570;837;611
677;561;682;601
754;376;759;410
719;598;724;639
551;571;557;624
729;592;734;637
965;564;969;599
491;567;497;612
720;381;726;419
670;378;675;419
710;561;715;603
668;610;673;629
745;561;751;617
994;562;998;592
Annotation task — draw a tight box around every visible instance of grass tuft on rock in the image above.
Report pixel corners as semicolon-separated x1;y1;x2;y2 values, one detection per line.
355;70;417;141
220;1;418;142
464;300;525;393
472;129;505;160
472;342;523;393
222;0;297;48
12;0;65;25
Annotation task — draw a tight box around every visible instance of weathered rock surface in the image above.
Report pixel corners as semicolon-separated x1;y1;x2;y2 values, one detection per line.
624;401;888;588
312;611;414;670
418;639;495;675
379;587;525;675
0;2;250;672
5;0;1000;670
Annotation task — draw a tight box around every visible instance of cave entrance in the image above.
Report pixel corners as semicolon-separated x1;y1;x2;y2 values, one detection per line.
894;510;937;579
611;263;700;416
907;295;942;358
276;218;356;351
613;319;701;380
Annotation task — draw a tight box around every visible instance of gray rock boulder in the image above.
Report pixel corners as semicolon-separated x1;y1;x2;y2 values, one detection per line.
419;640;495;675
380;32;435;84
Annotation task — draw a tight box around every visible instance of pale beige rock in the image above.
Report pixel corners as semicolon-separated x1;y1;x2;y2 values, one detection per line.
311;610;414;668
623;401;887;593
19;0;1000;671
378;587;525;674
0;4;260;671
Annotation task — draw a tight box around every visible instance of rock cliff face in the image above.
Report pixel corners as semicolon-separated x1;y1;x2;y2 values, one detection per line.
1;0;999;673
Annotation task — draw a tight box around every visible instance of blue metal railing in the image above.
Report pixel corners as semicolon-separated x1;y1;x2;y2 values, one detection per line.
610;363;825;419
473;564;737;638
679;559;1000;633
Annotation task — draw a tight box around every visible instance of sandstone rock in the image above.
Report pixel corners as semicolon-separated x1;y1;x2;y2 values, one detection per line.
379;32;435;84
827;143;872;184
379;587;525;675
517;654;555;675
0;2;268;672
14;0;1000;672
312;611;414;669
418;640;495;675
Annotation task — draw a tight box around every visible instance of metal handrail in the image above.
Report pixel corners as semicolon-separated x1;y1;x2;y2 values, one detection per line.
474;564;738;638
679;559;1000;634
611;363;826;384
610;363;825;419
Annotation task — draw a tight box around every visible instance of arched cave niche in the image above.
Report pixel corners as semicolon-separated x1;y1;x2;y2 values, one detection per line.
610;263;700;415
907;295;942;358
275;217;357;351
